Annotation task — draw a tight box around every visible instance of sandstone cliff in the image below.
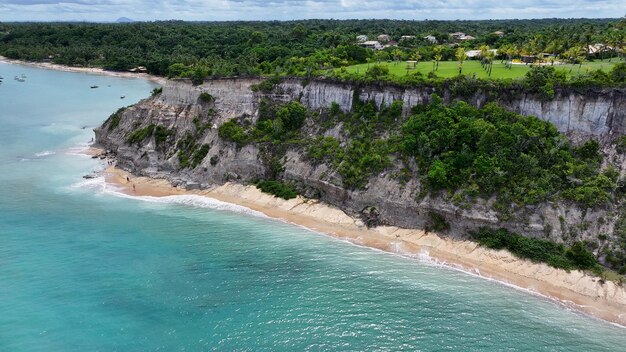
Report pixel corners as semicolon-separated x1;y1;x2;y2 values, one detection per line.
94;77;626;266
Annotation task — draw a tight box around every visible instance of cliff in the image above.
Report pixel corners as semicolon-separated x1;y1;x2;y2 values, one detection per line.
94;77;626;268
151;77;626;140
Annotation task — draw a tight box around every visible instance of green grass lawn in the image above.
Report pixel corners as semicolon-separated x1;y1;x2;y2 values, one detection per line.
340;57;625;80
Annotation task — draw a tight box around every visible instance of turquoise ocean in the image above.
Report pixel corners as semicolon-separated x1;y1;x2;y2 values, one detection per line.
0;62;625;351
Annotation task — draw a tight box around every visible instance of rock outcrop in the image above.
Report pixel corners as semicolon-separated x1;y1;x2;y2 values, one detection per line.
95;77;626;261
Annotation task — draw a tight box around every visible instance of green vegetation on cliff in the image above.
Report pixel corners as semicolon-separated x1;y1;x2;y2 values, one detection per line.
256;180;299;200
105;107;126;131
216;89;618;208
400;96;617;209
471;227;601;272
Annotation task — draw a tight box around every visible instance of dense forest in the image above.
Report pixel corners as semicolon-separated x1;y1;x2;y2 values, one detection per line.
0;18;624;84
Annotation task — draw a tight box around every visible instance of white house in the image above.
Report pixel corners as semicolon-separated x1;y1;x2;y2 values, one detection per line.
360;41;383;50
424;35;438;44
465;49;498;58
377;34;391;43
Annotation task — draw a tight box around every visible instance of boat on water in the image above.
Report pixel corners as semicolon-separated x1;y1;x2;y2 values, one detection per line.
90;85;99;89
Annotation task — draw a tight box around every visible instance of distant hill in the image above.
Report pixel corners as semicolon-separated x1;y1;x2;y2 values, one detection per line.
116;17;135;23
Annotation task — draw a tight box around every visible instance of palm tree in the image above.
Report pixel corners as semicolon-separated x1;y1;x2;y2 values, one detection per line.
484;50;495;77
432;45;443;71
391;49;403;65
409;52;422;64
479;45;491;70
581;29;593;59
606;31;620;62
433;54;443;72
455;47;467;75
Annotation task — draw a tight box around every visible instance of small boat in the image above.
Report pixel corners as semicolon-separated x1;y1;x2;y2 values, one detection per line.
120;96;125;99
90;85;99;89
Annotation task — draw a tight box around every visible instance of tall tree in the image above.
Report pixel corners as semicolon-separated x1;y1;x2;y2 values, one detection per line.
455;47;467;75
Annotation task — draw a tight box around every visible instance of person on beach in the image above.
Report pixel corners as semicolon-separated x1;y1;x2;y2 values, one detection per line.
133;184;136;192
126;176;130;182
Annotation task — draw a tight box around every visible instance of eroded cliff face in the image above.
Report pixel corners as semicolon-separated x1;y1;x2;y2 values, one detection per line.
150;78;626;139
94;77;626;258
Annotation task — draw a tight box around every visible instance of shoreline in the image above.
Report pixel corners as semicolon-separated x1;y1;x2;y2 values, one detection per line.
15;53;623;326
0;56;167;85
94;155;626;327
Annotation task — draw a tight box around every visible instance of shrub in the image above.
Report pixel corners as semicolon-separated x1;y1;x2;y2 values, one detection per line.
470;227;600;271
365;65;389;80
251;76;282;93
276;101;307;131
154;125;173;147
127;124;155;144
151;87;163;96
191;144;210;167
427;212;450;232
329;102;341;117
566;242;599;270
218;119;248;144
106;107;126;131
256;180;299;200
610;63;626;83
524;66;565;100
199;92;214;102
308;136;343;164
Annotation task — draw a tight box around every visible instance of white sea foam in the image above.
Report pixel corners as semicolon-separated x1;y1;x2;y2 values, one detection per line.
71;175;107;192
65;143;92;156
71;175;267;219
35;150;56;157
119;194;269;218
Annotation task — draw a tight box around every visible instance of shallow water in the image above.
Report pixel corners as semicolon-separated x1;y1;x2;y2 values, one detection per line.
0;62;624;351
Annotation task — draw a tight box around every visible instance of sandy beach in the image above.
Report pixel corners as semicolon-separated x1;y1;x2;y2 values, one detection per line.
97;160;626;326
0;56;167;85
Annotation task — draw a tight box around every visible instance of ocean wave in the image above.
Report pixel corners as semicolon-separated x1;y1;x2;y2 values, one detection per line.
35;150;56;157
71;175;267;219
70;175;107;192
118;193;269;219
65;143;92;156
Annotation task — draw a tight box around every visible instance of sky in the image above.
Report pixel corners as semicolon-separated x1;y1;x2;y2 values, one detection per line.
0;0;623;22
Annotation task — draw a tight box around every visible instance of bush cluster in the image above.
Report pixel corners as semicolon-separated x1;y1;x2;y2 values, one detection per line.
106;107;126;131
256;180;299;200
471;227;600;272
400;95;615;208
127;124;156;144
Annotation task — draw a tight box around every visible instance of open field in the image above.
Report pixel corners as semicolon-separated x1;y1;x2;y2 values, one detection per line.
340;58;625;80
